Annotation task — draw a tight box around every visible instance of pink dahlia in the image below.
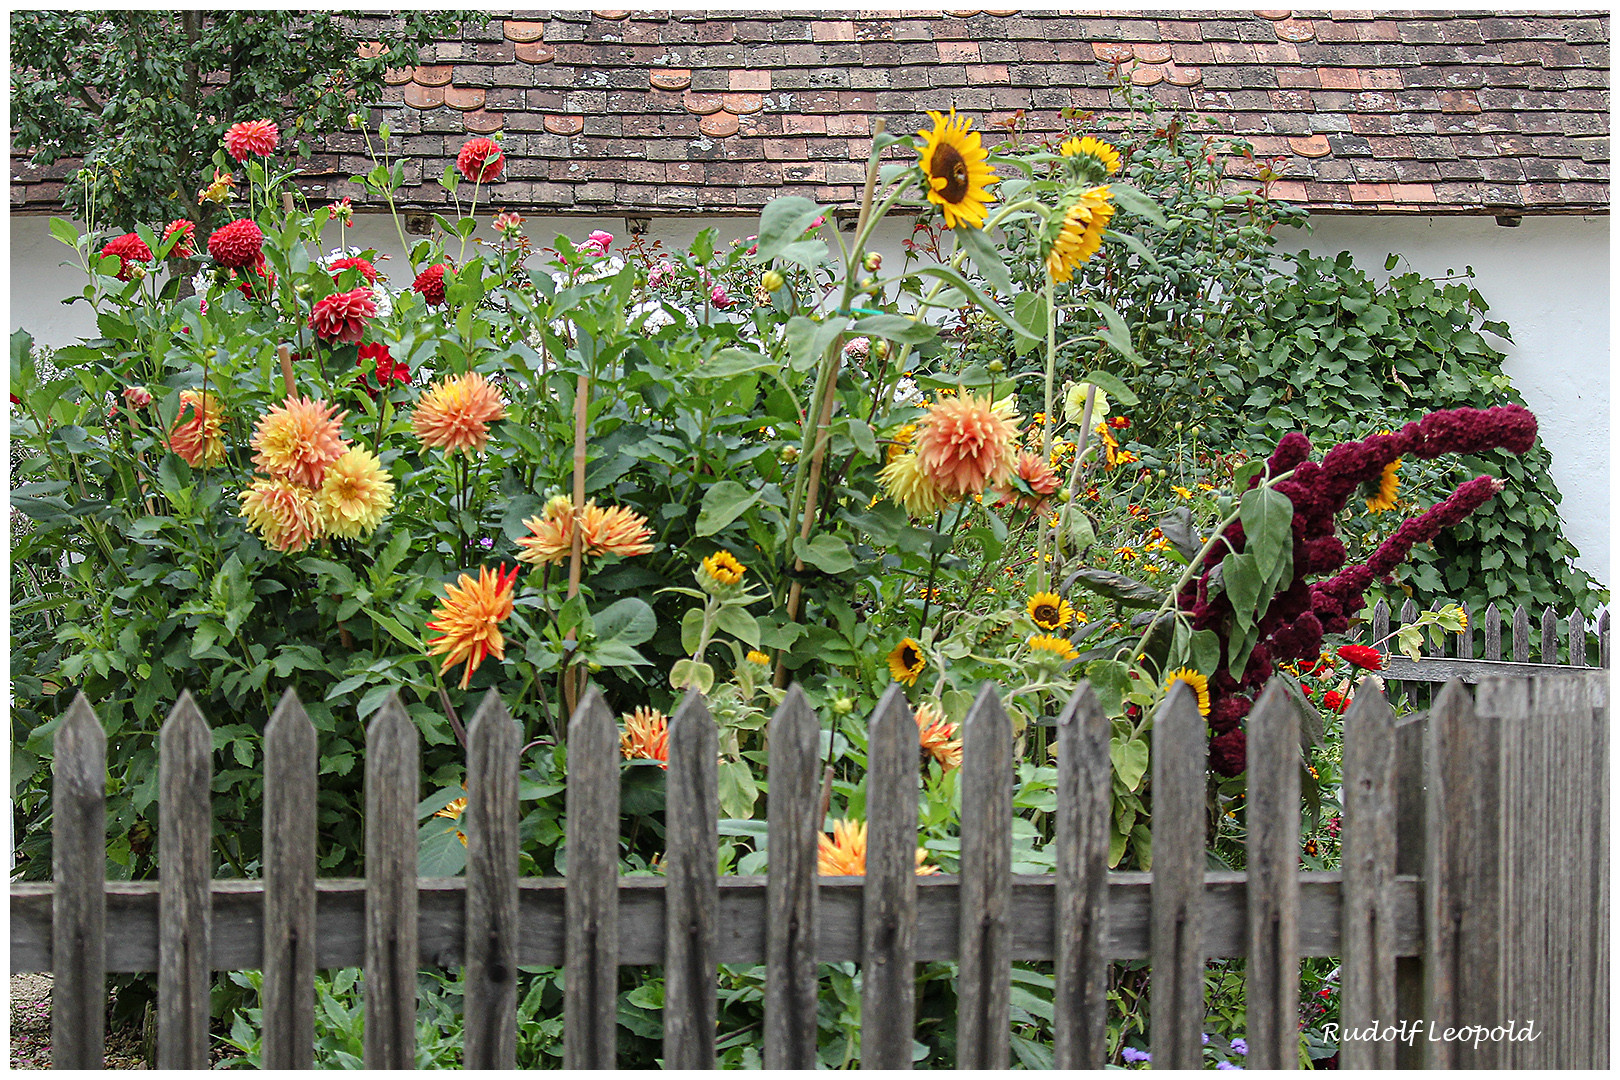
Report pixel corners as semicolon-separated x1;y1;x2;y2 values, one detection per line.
913;394;1020;499
161;219;197;259
308;287;378;344
207;219;264;269
100;233;152;280
456;137;505;183
582;229;614;255
223;119;279;162
413;263;448;305
329;256;380;285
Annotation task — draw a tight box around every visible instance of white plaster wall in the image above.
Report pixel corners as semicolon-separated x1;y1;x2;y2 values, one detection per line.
11;210;1608;584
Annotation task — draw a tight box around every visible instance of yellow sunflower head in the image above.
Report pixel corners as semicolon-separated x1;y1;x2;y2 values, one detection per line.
699;550;746;592
1366;457;1401;513
887;637;927;685
1027;633;1079;666
1026;591;1075;632
1163;667;1211;717
916;109;999;230
1044;186;1115;284
1059;135;1122;182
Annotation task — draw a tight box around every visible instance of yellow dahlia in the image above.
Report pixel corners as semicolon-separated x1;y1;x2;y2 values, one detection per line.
424;564;520;689
1366;458;1401;513
886;422;918;464
888;637;927;686
1045;186;1115;284
239;478;322;553
1028;633;1079;664
916;109;999;229
252;394;349;487
878;450;952;519
316;446;395;538
818;819;940;877
1059;135;1122;176
168;389;226;468
913;393;1020;499
412;372;507;455
1163;667;1211;716
914;701;963;771
619;706;670;768
434;795;469;847
701;550;746;587
1027;591;1075;631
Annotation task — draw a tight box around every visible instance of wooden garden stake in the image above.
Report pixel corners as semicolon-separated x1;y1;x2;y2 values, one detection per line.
563;371;590;714
277;343;296;399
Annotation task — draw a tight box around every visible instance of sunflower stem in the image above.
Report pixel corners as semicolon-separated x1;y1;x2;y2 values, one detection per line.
1038;272;1057;595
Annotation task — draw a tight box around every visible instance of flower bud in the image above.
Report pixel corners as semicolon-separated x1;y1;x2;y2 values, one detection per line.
832;696;855;715
871;340;890;360
859;276;877;292
779;445;800;464
863;251;882;272
1189;425;1200;437
987;359;1005;373
761;269;785;292
122;385;153;409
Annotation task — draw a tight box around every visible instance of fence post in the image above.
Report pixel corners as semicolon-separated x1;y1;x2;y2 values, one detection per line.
765;685;820;1069
463;690;520;1069
1150;682;1205;1069
364;694;419;1070
262;690;317;1070
1245;679;1300;1070
663;690;719;1070
1392;707;1426;1070
52;694;106;1070
157;692;212;1070
564;687;619;1070
860;685;918;1069
1053;683;1111;1069
1338;680;1397;1069
957;683;1012;1070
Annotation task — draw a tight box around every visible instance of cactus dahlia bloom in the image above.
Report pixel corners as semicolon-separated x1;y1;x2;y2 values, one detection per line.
167;389;226;467
207;218;264;269
412;372;507;455
308;286;377;344
515;497;655;565
250;395;348;487
316;446;395;539
915;109;999;229
223;119;279;161
998;450;1062;510
913;393;1020;499
619;707;670;767
455;136;505;183
424;564;520;689
99;233;152;280
1045;186;1115;284
240;478;322;553
818;819;940;877
914;701;963;771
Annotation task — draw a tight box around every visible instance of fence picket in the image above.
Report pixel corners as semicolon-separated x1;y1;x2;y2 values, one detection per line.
663;690;719;1070
765;686;820;1069
1600;608;1611;669
1400;599;1420;707
1456;603;1473;659
1570;608;1588;667
157;692;212;1070
956;683;1012;1070
1339;681;1397;1069
1245;681;1300;1070
1392;709;1426;1070
860;685;918;1069
564;687;619;1070
1541;606;1558;664
52;693;106;1070
1483;602;1502;661
262;690;317;1070
363;694;419;1070
463;691;520;1069
1512;604;1531;663
1053;684;1110;1069
1150;682;1205;1070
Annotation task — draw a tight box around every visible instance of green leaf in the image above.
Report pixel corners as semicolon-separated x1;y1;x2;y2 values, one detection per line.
695;481;763;537
850;313;936;346
670;659;715;695
773;238;830;272
1073;369;1138;408
798;533;855;574
717;759;759;819
714;606;761;648
1221;552;1263;633
1011;292;1047;358
1085;659;1132;716
1063;566;1164;609
1110;737;1150;792
783;314;850;373
913;264;1039;341
695;348;775;380
1083;300;1144;369
952;223;1014;295
363;607;422;652
680;607;706;656
593;598;656;646
1106;183;1168;228
1240;486;1294;582
754;196;825;263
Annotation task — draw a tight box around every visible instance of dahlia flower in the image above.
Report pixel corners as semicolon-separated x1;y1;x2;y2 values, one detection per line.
514;497;655;565
878;451;952;519
316;447;394;539
223;119;279;161
99;233;152;281
308;287;377;344
914;701;963;771
250;395;349;487
620;707;670;767
167;389;226;467
328;256;380;285
999;450;1062;510
424;564;520;689
818;819;939;877
412;372;507;455
413;263;448;305
355;342;410;397
1336;645;1384;671
207;219;264;269
913;393;1019;499
581;230;614;255
122;385;153;409
161;219;197;259
456;137;505;183
240;478;322;553
198;169;235;205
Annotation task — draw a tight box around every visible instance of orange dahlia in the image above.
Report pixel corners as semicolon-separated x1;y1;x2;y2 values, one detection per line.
239;478;322;553
998;450;1062;510
434;794;469;847
818;819;940;877
914;701;963;771
514;496;574;565
425;564;520;689
316;446;395;538
168;389;226;467
515;496;655;565
413;372;507;456
251;394;349;487
619;706;670;767
913;393;1019;499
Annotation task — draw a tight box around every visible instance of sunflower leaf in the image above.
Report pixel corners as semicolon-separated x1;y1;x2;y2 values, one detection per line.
912;264;1040;341
754;196;825;263
1074;368;1138;408
1106;183;1168;229
953;223;1014;296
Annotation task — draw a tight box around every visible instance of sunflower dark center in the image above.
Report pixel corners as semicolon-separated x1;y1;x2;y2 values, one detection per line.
901;643;922;668
931;143;971;204
1033;602;1059;625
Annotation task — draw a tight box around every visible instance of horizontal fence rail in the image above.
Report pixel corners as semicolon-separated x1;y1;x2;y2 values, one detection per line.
11;668;1609;1069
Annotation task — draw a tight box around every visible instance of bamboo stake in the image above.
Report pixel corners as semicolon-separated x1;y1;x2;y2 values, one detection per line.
563;372;590;714
277;343;296;400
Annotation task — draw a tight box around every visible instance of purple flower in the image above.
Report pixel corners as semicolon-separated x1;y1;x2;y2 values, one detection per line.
1217;1061;1243;1070
581;230;614;255
477;537;494;549
1230;1038;1248;1056
1202;1033;1211;1045
1121;1047;1151;1063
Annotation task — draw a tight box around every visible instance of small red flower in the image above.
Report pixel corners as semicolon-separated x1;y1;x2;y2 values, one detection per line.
1320;690;1348;714
161;219;197;259
1108;415;1132;429
309;287;378;344
356;342;410;397
99;233;152;280
207;219;264;269
223;119;279;162
1336;645;1384;671
456;137;505;183
232;254;276;300
329;256;380;285
413;263;448;305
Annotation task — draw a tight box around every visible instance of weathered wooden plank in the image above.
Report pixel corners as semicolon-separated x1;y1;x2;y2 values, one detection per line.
261;690;316;1070
463;691;520;1070
564;687;619;1070
860;685;918;1069
363;694;419;1070
1455;602;1474;660
51;694;106;1070
1338;681;1397;1069
765;685;820;1069
1512;604;1530;663
957;683;1012;1070
1591;672;1610;1068
663;691;718;1070
1541;606;1558;665
1570;608;1588;668
1600;609;1611;670
1392;710;1426;1071
1150;682;1205;1070
10;872;1428;973
1052;683;1110;1069
1400;598;1421;708
1245;680;1299;1070
1482;603;1501;661
157;692;212;1070
1379;655;1605;703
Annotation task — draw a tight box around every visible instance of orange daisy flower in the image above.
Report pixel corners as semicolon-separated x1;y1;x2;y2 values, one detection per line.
914;701;963;771
913;394;1019;499
412;372;507;455
619;706;670;767
251;394;349;487
168;389;226;467
818;819;940;876
239;478;322;553
434;795;469;846
425;564;520;689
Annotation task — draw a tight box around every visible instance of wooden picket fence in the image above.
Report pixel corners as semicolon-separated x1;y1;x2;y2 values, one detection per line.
10;670;1610;1069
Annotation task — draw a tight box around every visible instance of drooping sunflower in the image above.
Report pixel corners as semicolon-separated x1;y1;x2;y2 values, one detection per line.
1044;186;1115;284
1027;633;1079;664
1366;458;1401;513
914;701;963;771
1059;135;1122;177
1026;591;1076;632
916;110;999;229
424;564;520;689
619;706;670;767
887;638;927;686
316;446;395;539
251;394;349;487
701;550;746;587
1163;667;1212;716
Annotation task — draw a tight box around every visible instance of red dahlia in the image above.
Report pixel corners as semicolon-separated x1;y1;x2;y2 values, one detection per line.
224;119;279;162
233;254;277;300
100;233;152;280
161;219;197;259
208;219;265;269
413;263;448;305
1336;645;1384;671
309;287;378;343
356;342;410;397
329;256;380;285
455;137;505;183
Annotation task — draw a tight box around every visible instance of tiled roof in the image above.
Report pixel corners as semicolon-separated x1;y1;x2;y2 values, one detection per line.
11;10;1610;216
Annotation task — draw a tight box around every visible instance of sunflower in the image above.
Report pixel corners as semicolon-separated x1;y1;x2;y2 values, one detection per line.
745;650;772;667
424;564;520;689
916;110;999;229
239;478;322;553
1027;633;1079;664
701;550;746;587
914;701;963;771
818;819;939;877
887;638;927;685
251;394;349;487
1044;186;1115;284
168;389;226;468
1059;135;1122;177
1026;591;1076;631
619;706;670;768
878;450;953;519
1366;458;1401;513
1163;667;1211;716
412;371;507;456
